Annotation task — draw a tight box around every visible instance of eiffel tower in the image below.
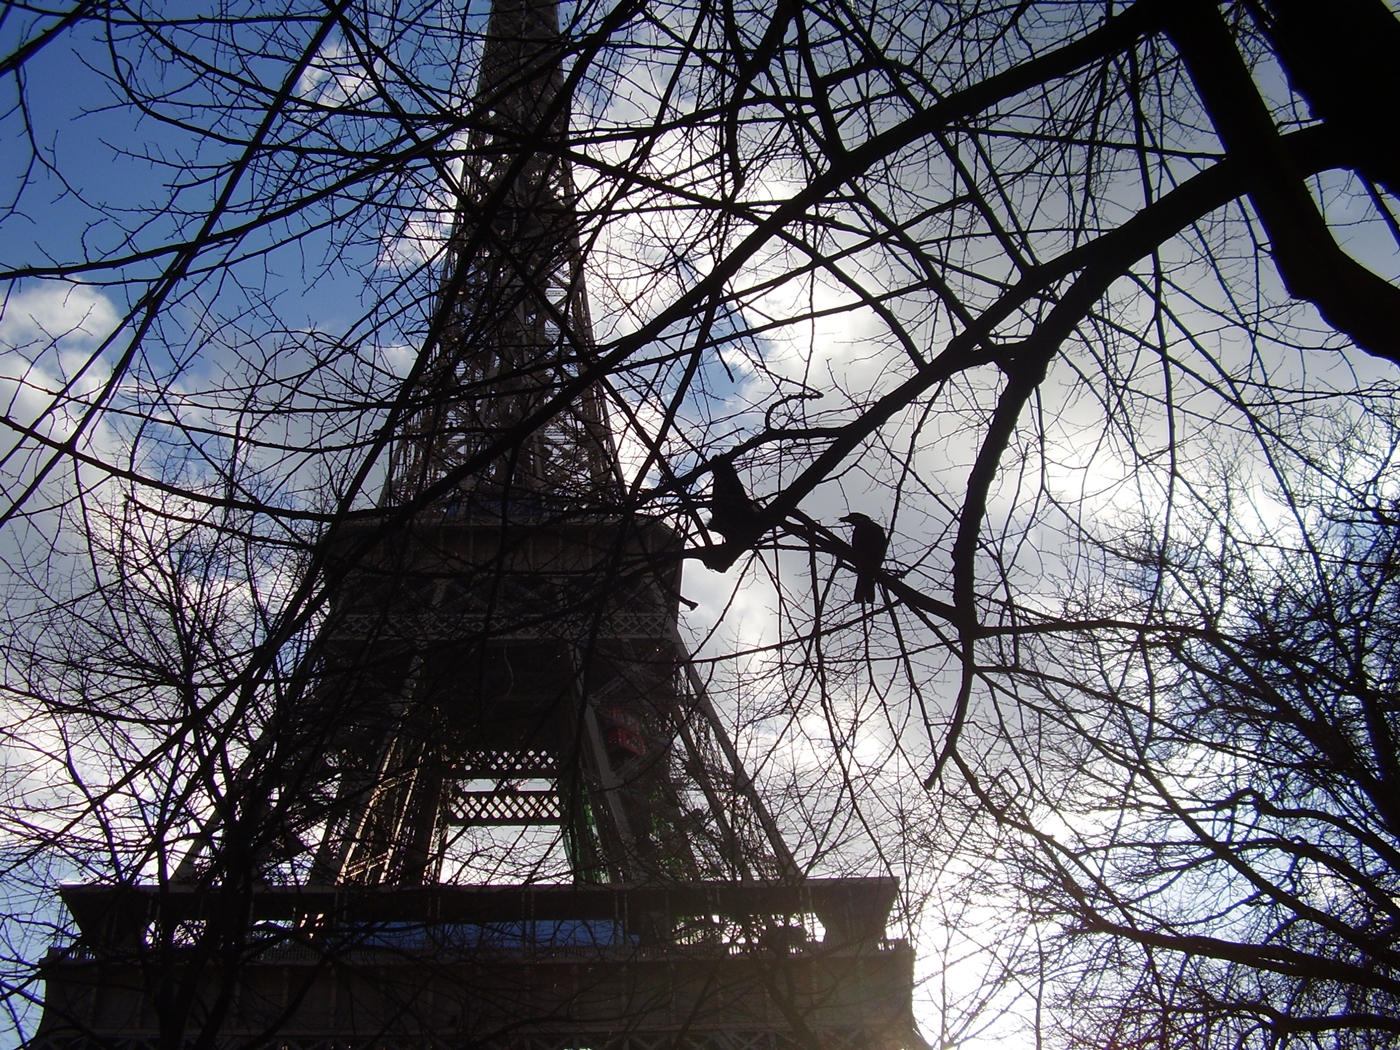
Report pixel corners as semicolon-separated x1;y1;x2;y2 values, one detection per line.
35;2;917;1046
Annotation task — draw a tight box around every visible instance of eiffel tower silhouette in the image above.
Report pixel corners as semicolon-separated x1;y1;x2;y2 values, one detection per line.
36;2;917;1046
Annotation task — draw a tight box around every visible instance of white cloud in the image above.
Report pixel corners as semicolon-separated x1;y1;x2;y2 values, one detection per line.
295;41;377;109
378;213;453;271
0;281;120;360
0;281;121;441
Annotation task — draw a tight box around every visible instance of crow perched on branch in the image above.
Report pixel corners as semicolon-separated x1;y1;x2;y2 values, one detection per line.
840;512;887;604
707;458;759;542
698;457;764;571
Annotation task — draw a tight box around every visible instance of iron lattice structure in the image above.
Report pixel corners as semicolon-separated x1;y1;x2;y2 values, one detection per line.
385;0;619;508
35;2;918;1047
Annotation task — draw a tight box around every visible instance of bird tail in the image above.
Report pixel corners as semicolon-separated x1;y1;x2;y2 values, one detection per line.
854;575;875;604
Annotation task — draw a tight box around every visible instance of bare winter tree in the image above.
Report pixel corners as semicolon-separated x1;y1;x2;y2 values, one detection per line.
1;0;1399;1046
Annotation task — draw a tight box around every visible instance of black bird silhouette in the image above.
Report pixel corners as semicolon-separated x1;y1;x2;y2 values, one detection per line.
707;458;759;542
840;512;888;604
